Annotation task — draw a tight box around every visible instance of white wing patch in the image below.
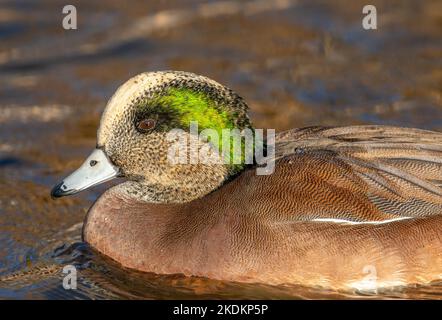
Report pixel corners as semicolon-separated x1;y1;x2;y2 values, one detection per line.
311;217;412;225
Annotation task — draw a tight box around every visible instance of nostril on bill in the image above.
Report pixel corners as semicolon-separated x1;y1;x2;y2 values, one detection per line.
90;160;98;167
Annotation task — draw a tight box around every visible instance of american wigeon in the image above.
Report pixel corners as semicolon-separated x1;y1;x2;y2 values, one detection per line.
52;71;442;290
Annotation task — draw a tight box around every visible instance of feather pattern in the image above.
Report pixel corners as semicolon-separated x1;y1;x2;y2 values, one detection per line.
273;125;442;221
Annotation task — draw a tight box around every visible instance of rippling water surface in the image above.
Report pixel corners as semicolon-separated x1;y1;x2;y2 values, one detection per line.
0;0;441;299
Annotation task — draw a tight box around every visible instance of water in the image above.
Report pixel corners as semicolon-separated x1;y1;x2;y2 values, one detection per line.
0;0;441;299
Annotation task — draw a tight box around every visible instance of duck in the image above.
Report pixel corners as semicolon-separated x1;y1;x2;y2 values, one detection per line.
51;71;442;291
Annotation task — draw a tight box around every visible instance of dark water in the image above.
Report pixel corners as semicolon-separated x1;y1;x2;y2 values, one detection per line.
0;0;441;299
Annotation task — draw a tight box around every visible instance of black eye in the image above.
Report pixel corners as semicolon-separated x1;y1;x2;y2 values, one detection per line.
136;119;156;132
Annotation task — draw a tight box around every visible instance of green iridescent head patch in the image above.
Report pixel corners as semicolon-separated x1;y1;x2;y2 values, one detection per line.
134;86;254;174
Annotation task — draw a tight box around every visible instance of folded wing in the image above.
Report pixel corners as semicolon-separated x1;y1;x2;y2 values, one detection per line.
273;126;442;221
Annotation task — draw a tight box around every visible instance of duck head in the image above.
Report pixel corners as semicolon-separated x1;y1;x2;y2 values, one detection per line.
51;71;254;203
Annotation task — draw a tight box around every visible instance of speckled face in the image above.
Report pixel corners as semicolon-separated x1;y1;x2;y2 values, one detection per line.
96;71;252;202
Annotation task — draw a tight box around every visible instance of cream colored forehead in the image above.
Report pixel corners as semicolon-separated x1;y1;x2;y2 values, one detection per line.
97;71;226;145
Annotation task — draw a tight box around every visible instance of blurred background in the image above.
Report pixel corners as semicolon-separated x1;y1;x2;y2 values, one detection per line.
0;0;441;299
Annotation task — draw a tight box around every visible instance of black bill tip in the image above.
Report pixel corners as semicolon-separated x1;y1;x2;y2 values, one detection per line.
50;181;73;199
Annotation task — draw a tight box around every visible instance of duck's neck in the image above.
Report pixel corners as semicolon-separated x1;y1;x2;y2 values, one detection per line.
114;164;233;203
114;125;265;203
